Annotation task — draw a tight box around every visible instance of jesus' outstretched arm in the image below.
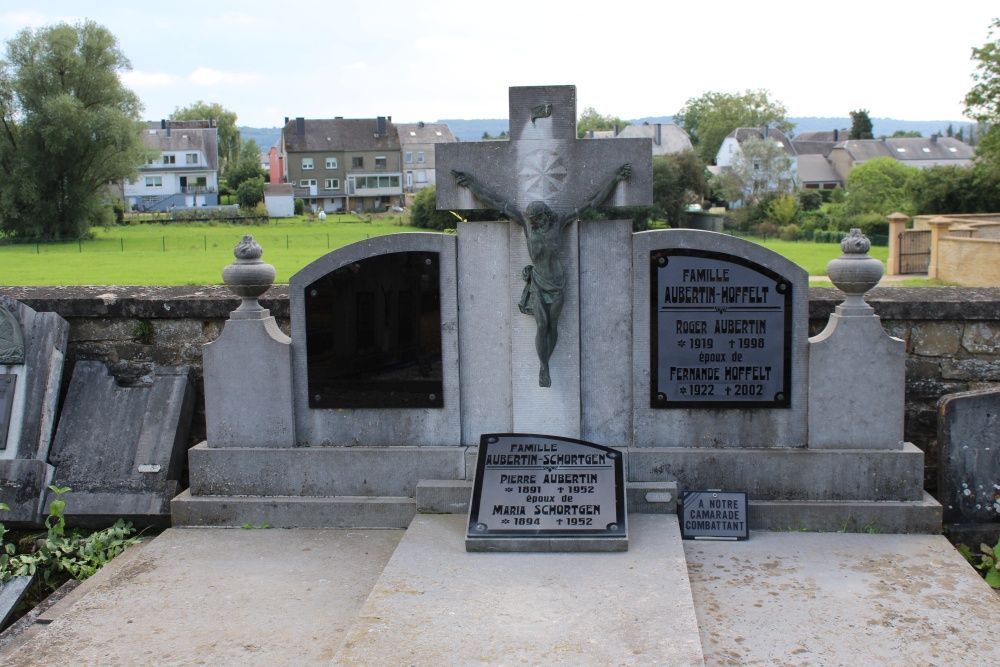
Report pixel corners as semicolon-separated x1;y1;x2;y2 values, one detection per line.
451;169;524;227
561;163;632;229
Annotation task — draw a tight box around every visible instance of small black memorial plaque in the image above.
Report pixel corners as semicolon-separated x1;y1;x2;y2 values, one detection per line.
0;374;15;451
680;491;749;540
304;251;443;409
468;433;626;541
651;249;792;408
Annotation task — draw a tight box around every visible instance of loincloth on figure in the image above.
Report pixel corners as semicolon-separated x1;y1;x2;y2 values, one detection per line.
519;265;565;315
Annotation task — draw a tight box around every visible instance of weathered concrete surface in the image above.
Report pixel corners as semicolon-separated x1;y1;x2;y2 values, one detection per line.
685;531;1000;666
0;528;402;667
335;513;704;666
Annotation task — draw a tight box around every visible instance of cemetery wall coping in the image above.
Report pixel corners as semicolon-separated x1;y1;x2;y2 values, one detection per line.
1;285;998;321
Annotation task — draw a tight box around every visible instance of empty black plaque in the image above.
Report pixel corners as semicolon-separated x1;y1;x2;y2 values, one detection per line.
304;251;443;409
0;374;15;450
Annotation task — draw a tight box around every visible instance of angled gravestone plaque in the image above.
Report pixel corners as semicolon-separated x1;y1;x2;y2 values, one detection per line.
0;375;15;451
303;250;443;409
467;433;626;552
651;249;792;408
679;491;749;540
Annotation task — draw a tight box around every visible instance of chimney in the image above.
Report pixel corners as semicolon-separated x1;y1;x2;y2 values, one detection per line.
931;134;938;143
589;130;594;138
655;123;662;146
833;129;839;141
763;124;769;138
377;116;387;136
614;124;619;137
284;117;289;125
295;117;305;135
418;121;425;128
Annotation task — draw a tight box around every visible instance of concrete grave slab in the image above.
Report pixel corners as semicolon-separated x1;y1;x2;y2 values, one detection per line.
334;513;704;666
47;361;194;524
0;528;403;667
0;297;69;524
685;531;1000;666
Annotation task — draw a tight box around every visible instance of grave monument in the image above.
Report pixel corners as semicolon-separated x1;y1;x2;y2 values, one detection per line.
174;85;940;535
0;297;68;524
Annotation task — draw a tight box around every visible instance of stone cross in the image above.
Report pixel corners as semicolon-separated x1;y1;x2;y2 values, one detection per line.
436;85;651;386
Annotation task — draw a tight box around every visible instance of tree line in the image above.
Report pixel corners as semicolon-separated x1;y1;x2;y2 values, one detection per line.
2;18;999;241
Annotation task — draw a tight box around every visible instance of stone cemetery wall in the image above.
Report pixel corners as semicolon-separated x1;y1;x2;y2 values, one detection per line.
1;285;998;493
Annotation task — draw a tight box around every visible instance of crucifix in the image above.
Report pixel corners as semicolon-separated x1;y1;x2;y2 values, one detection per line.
436;86;651;387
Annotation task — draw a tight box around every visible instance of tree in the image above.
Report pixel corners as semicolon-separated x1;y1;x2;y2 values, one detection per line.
890;130;922;138
966;19;1000;174
842;157;918;216
674;89;792;164
0;21;148;240
410;187;459;230
235;176;265;210
849;109;874;140
717;137;795;208
227;138;264;191
170;101;240;173
577;107;630;138
651;149;707;226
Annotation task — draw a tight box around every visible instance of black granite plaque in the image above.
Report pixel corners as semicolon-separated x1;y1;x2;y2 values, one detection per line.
0;374;15;451
650;249;792;408
680;491;749;540
304;251;443;409
468;433;626;538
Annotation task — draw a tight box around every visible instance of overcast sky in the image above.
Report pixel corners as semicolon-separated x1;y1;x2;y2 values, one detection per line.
2;2;997;127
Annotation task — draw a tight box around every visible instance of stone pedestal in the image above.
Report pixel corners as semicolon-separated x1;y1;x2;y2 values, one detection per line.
809;229;904;449
885;212;909;276
927;216;954;279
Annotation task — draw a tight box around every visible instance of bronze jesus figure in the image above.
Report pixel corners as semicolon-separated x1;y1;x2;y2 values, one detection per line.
451;163;631;387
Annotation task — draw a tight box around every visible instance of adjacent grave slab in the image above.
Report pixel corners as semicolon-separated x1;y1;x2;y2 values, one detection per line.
47;361;194;524
0;528;403;666
334;513;704;666
685;531;1000;665
0;297;69;524
632;230;809;448
938;388;1000;545
289;233;460;446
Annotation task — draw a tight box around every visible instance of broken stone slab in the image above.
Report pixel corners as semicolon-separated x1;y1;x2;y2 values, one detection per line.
46;361;194;525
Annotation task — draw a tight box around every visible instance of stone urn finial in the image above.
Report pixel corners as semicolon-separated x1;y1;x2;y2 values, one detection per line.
221;235;276;312
826;228;883;312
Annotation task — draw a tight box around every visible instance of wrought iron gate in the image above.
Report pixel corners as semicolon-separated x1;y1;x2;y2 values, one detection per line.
899;230;931;274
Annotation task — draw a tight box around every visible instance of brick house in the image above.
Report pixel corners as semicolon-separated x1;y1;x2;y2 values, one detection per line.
281;116;403;212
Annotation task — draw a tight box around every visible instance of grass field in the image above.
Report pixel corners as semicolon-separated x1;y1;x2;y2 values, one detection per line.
0;218;890;286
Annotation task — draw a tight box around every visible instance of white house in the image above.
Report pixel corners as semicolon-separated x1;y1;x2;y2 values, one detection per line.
124;120;220;212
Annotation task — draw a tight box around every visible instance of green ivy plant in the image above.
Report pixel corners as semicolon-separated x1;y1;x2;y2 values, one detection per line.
0;487;142;591
957;536;1000;589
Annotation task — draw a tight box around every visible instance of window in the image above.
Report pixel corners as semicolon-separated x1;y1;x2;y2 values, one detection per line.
896;148;907;153
435;131;442;136
416;170;427;183
375;156;387;168
145;177;162;187
162;154;176;164
405;152;413;164
145;157;156;165
417;151;425;163
300;179;317;187
325;179;340;190
352;156;364;168
185;153;198;164
302;157;314;170
409;131;417;136
325;157;338;169
922;147;931;153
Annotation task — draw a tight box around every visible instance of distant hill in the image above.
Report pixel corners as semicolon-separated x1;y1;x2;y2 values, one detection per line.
240;126;282;150
239;117;974;150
